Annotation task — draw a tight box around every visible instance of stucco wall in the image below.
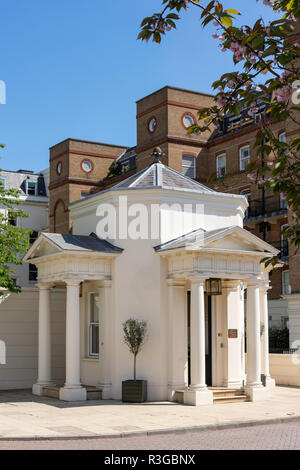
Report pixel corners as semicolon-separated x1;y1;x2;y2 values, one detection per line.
269;354;300;387
0;288;66;390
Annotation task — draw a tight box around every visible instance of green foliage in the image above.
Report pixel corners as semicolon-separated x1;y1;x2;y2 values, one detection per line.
139;0;300;255
123;318;147;380
107;160;122;179
0;160;30;296
269;326;290;350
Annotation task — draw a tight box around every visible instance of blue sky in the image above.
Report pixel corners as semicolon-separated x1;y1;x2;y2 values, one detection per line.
0;0;277;172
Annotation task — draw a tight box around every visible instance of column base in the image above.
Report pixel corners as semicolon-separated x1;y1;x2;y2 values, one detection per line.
97;383;112;400
59;386;87;402
245;385;267;402
184;388;213;406
32;382;55;396
264;376;276;389
168;384;186;402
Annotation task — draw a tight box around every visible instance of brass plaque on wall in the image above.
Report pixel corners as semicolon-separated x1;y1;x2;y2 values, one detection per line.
228;329;238;339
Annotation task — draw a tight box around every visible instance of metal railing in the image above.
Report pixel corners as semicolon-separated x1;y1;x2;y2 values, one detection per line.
245;196;287;219
269;347;300;354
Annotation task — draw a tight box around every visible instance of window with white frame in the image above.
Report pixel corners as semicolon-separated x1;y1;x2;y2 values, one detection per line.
0;177;6;189
88;293;99;357
279;132;287;143
216;154;226;178
26;180;37;196
282;270;291;295
182;155;196;179
239;145;251;171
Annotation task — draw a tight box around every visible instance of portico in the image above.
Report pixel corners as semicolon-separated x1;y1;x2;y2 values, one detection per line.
156;225;278;404
24;232;122;401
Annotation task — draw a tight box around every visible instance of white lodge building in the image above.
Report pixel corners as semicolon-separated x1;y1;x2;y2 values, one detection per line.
24;160;278;405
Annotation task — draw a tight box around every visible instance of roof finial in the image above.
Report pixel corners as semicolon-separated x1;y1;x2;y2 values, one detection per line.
151;147;165;164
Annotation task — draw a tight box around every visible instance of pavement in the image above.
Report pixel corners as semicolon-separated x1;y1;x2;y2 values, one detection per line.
0;421;299;449
0;386;299;440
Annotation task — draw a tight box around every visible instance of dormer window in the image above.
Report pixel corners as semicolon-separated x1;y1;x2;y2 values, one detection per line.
182;155;196;179
26;181;37;196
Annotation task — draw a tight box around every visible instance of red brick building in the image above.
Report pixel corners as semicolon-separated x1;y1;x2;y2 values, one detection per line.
49;84;299;333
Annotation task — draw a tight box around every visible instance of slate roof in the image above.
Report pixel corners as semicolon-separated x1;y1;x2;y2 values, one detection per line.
41;232;123;253
0;169;48;197
111;161;215;193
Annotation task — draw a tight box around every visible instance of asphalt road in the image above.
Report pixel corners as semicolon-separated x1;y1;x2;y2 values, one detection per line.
0;420;299;450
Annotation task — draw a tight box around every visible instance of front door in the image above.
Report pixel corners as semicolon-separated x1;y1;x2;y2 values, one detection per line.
187;291;212;386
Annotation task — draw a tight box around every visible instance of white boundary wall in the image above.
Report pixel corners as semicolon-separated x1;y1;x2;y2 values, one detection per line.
269;354;300;387
0;288;66;390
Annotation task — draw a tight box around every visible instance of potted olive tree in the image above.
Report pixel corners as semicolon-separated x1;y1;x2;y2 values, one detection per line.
122;318;147;403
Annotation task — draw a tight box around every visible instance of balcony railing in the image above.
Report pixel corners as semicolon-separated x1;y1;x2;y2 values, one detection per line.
245;196;288;220
271;240;289;259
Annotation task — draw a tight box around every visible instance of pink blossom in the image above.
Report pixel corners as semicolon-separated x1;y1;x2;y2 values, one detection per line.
263;0;273;6
212;33;218;39
248;173;257;181
274;85;291;103
217;95;227;107
281;193;287;200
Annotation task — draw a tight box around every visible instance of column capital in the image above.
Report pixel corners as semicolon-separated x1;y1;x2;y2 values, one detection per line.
97;280;112;289
222;280;241;291
65;279;82;287
167;279;186;288
37;282;54;290
246;279;263;289
189;276;207;286
259;283;271;292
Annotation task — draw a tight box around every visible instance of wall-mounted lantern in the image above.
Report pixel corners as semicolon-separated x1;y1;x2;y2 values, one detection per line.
206;278;222;296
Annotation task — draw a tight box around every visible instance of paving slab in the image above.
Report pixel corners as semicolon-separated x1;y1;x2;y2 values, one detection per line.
0;386;299;440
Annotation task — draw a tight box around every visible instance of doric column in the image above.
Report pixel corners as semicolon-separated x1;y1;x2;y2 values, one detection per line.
59;279;87;402
222;280;243;389
184;277;213;406
32;283;54;396
167;279;187;401
97;280;113;399
245;281;267;402
260;283;275;389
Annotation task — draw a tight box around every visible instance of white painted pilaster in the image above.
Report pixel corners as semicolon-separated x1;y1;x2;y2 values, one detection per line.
167;280;187;401
97;280;113;399
260;284;275;389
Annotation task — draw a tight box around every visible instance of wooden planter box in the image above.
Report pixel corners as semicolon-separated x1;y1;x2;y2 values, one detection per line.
122;380;147;403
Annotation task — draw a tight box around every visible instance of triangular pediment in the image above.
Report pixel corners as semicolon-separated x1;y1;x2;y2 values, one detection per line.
191;226;278;255
155;225;279;256
23;234;62;262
